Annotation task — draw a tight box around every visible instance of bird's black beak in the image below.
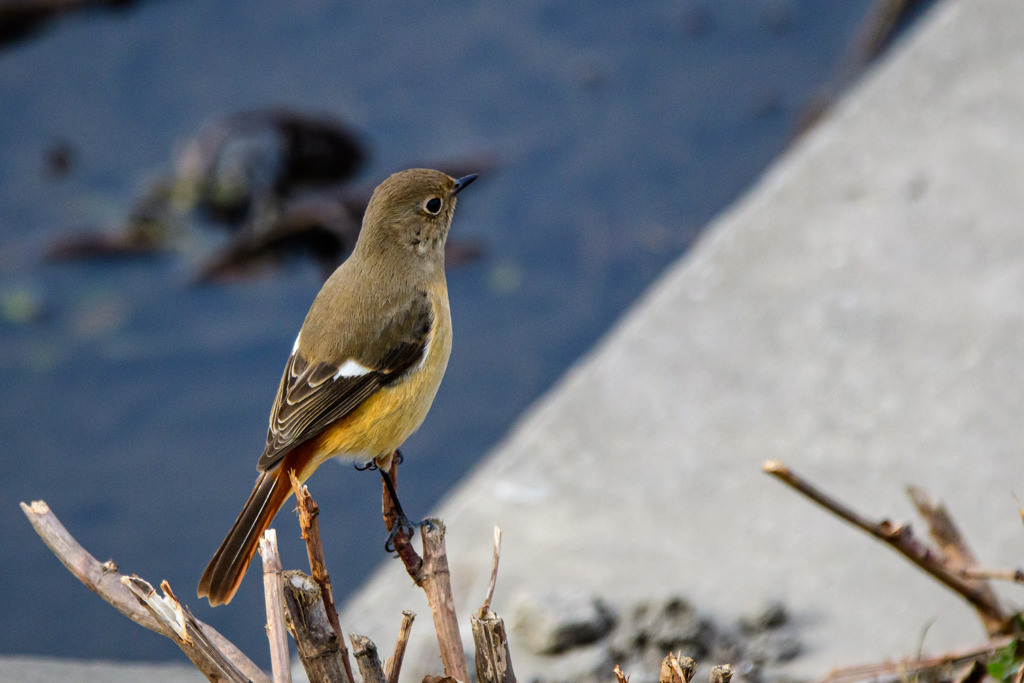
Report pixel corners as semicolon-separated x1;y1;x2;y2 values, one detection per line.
451;174;478;197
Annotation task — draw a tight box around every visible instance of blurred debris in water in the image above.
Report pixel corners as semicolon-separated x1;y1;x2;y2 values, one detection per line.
44;108;489;279
173;109;366;225
0;0;143;48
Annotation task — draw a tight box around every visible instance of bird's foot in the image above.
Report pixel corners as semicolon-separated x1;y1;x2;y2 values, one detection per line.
384;513;416;553
355;450;402;472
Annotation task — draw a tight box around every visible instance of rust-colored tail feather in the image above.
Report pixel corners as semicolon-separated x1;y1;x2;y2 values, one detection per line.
198;467;292;606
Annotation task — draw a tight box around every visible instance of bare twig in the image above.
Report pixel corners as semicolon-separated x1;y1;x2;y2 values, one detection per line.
384;610;416;683
20;500;268;683
958;567;1024;584
614;664;630;682
472;525;515;683
763;461;1012;635
819;636;1013;683
259;529;291;683
287;472;356;683
351;634;387;683
281;570;350;683
906;486;1004;610
483;526;502;613
906;486;979;567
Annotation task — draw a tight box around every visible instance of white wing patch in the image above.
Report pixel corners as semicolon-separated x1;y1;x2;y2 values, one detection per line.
292;332;301;353
417;336;431;370
334;358;373;379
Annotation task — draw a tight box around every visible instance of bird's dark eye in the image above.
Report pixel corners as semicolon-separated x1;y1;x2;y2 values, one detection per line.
424;197;442;215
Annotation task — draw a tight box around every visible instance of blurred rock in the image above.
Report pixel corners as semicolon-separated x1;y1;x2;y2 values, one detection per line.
512;590;617;655
738;602;789;635
610;596;716;661
519;595;805;683
745;631;801;666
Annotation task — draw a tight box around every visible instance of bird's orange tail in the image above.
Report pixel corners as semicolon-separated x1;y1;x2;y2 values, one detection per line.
197;466;294;606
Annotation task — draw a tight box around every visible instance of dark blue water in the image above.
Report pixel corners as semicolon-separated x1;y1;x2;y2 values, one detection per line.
0;0;877;666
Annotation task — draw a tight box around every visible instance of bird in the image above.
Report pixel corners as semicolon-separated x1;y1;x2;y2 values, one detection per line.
197;168;477;606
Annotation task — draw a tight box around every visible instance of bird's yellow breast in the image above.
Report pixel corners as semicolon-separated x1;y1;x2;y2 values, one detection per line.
308;287;452;468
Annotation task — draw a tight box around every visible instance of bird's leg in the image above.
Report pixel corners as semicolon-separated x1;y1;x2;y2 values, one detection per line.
380;458;415;553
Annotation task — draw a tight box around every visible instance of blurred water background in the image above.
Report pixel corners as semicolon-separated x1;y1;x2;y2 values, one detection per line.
0;0;909;666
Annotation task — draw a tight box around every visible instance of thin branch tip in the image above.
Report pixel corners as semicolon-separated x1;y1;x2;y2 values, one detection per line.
23;499;50;514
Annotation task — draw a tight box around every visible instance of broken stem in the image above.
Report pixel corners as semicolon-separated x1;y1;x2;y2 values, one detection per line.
384;610;416;683
288;471;355;683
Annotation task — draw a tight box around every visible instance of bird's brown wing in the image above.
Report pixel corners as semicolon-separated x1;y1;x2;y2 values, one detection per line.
256;290;433;472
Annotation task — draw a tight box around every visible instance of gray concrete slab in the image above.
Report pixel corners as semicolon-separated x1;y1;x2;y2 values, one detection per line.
339;0;1024;679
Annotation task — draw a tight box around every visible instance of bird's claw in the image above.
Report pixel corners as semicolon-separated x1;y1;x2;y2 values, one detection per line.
384;515;416;553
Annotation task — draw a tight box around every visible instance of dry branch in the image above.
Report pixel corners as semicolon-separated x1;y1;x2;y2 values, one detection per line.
420;519;470;681
614;664;630;682
819;636;1013;683
906;486;1004;611
382;459;470;682
259;530;291;683
762;461;1012;635
123;577;251;683
384;610;416;683
20;500;268;683
288;473;355;683
351;634;387;683
282;570;350;683
483;526;502;612
906;486;979;567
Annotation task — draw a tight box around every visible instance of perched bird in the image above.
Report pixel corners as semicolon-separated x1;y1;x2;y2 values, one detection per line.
198;168;477;606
